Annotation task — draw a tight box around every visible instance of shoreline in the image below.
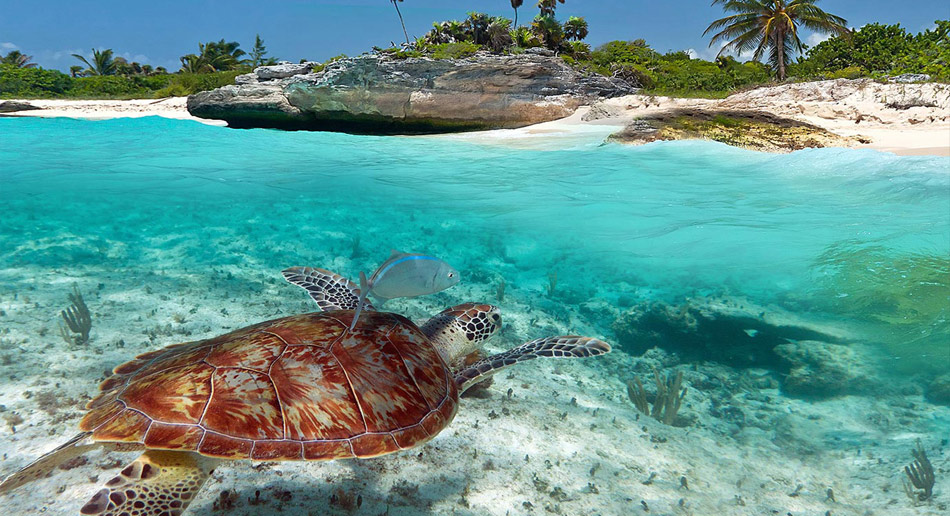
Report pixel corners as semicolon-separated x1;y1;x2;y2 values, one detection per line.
2;82;948;156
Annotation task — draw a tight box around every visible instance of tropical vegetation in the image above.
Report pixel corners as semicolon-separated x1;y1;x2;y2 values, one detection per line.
1;2;946;101
0;36;275;99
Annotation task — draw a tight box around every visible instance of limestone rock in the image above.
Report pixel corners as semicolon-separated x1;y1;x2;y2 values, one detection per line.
255;62;314;80
0;100;41;113
188;53;634;133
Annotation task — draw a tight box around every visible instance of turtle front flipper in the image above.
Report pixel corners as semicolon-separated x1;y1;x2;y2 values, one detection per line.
80;450;221;516
0;432;96;493
454;336;611;393
282;267;376;312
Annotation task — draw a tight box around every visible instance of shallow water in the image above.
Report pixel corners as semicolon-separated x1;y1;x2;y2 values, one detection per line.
0;117;948;514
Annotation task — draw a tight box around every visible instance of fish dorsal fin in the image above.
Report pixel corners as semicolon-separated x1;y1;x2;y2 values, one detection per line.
389;249;408;258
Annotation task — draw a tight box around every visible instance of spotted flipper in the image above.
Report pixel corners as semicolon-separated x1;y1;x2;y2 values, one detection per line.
454;336;611;393
80;450;221;516
0;432;96;493
282;267;375;312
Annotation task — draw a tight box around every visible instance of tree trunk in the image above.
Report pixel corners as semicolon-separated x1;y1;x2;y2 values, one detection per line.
776;30;786;81
392;1;409;45
514;8;519;28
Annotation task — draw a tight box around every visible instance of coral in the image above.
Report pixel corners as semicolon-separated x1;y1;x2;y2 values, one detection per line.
59;285;92;346
626;369;687;425
903;440;935;502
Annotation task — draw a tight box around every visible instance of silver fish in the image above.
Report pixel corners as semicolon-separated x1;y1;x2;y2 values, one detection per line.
350;250;460;330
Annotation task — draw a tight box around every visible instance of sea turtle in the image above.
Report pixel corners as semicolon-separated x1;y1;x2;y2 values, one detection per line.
0;267;610;516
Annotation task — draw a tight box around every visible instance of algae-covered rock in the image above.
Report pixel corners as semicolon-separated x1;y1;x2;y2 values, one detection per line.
926;373;950;406
774;341;878;398
609;109;853;152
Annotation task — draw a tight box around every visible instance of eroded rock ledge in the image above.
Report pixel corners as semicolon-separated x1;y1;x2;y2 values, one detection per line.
608;109;854;152
187;52;634;133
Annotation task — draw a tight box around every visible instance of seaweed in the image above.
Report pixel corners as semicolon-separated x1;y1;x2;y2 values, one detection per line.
547;271;558;297
59;285;92;346
626;369;687;425
903;440;935;502
813;244;950;374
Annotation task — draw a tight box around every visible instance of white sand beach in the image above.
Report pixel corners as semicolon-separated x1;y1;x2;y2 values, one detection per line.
3;79;949;155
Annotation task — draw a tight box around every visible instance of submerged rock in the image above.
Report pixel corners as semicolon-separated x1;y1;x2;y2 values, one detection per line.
188;52;633;133
611;297;849;369
774;341;878;398
926;373;950;406
608;109;853;152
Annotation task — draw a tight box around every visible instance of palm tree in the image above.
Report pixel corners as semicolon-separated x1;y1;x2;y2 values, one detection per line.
537;0;565;18
511;0;524;28
390;0;410;45
1;50;37;68
704;0;849;80
532;15;564;51
487;18;514;52
72;48;117;76
563;16;588;41
69;65;84;77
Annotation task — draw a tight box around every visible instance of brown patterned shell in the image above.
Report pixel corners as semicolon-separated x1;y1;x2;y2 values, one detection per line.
80;311;459;461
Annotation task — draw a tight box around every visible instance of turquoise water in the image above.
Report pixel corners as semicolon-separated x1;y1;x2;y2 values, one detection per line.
3;118;947;356
0;117;948;513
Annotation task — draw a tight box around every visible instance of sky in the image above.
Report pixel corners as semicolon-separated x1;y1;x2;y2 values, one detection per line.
0;0;946;72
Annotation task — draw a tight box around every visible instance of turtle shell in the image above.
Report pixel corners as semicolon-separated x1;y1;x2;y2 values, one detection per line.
80;311;459;461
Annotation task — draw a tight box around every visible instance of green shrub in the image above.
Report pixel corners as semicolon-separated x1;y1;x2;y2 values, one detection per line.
0;65;72;97
153;71;243;97
794;20;949;81
428;42;481;60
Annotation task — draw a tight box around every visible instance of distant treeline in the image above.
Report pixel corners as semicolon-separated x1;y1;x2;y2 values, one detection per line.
0;8;946;100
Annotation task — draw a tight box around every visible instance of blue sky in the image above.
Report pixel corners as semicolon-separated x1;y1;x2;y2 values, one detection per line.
0;0;946;72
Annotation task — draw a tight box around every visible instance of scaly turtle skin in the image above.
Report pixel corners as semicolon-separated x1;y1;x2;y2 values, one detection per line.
0;267;610;516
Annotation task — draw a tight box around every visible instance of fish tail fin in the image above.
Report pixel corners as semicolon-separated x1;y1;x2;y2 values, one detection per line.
349;271;369;332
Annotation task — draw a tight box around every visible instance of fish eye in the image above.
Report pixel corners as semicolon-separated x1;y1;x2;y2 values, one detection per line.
448;272;455;278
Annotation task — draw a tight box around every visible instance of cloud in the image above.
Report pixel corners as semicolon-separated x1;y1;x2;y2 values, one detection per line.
0;42;18;51
806;32;831;47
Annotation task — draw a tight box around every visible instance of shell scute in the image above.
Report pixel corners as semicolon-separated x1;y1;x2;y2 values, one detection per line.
269;345;362;440
386;319;451;409
251;440;304;460
80;400;125;432
92;409;151;442
144;422;204;450
268;312;348;347
198;432;252;459
205;331;285;371
120;362;213;424
202;368;283;440
332;331;432;432
302;440;353;461
349;433;401;458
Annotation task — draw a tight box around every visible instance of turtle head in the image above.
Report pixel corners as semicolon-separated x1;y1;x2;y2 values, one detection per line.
420;303;501;366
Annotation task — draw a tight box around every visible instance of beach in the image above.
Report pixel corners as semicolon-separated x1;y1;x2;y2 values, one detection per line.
3;79;948;156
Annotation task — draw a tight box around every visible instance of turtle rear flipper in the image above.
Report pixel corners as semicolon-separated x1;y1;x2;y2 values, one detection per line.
80;450;221;516
454;336;611;393
281;267;375;312
0;432;96;493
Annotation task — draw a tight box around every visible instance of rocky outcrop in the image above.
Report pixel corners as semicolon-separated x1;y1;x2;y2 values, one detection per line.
0;100;41;113
188;52;633;133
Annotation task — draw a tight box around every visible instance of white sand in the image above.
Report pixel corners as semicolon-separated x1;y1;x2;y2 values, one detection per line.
4;79;949;155
1;97;225;126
